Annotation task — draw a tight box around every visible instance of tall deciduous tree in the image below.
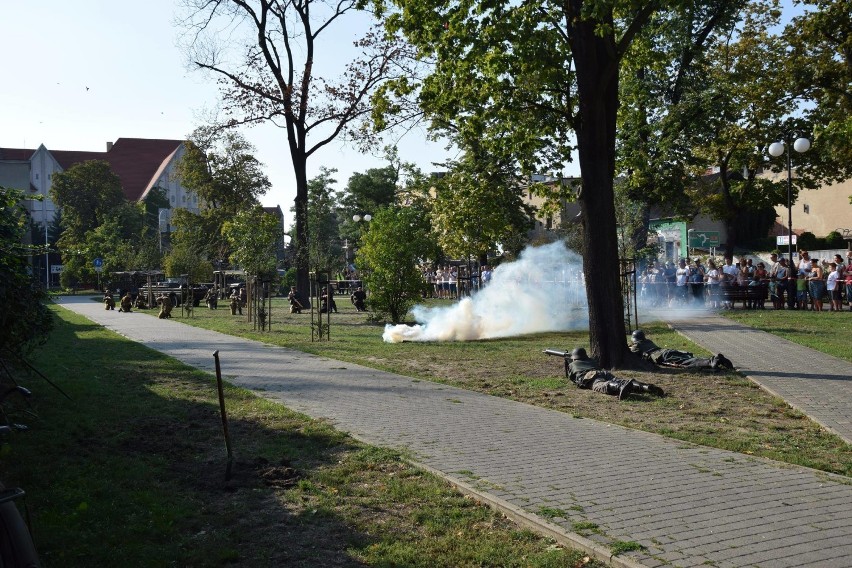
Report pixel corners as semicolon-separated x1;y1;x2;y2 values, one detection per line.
377;0;743;367
304;167;343;275
172;129;271;265
431;148;533;264
180;0;420;295
50;160;125;246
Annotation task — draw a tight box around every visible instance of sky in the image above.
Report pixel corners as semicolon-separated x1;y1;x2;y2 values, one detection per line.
0;0;454;230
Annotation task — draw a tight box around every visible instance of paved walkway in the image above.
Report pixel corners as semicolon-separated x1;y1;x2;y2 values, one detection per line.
57;297;852;568
666;313;852;445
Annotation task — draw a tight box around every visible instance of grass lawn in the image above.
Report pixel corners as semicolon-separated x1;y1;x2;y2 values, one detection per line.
131;295;851;477
722;308;852;362
1;305;604;567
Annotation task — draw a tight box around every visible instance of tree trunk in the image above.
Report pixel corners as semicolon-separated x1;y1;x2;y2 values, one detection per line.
293;158;311;297
571;8;629;369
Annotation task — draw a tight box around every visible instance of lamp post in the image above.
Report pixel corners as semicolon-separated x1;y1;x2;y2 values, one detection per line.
768;135;810;270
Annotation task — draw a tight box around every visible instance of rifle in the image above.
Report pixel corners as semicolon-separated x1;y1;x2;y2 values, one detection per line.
543;349;570;377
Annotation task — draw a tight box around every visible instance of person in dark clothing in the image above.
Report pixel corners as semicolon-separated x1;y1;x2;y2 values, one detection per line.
350;287;367;311
564;347;664;400
629;330;733;370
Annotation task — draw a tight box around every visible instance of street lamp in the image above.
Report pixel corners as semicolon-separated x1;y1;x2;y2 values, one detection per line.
352;214;372;223
768;135;810;270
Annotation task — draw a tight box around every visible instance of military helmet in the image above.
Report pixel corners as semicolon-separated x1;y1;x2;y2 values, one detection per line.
632;329;646;341
570;347;588;361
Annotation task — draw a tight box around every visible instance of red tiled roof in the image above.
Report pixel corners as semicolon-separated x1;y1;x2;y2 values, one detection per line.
104;138;183;201
0;148;35;161
0;138;184;202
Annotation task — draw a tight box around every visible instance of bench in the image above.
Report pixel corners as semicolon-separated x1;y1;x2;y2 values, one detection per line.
721;284;767;307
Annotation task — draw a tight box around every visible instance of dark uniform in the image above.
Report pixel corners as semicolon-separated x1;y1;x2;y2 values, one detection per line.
566;348;664;400
157;295;173;319
230;289;242;315
288;287;303;314
205;287;218;310
134;294;148;310
629;330;733;370
350;287;367;311
319;291;337;313
119;292;133;313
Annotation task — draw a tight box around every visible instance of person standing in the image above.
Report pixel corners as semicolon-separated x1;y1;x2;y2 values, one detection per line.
675;259;689;306
705;259;721;308
845;251;852;311
797;250;813;309
808;259;825;312
826;262;842;312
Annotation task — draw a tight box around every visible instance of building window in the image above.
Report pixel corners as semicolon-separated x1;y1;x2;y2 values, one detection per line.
35;173;39;180
803;204;810;214
170;195;175;204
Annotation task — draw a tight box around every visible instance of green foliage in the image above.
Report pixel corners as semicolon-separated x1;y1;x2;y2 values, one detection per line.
50;160;125;244
0;187;54;357
305;167;343;274
172;129;270;264
431;148;534;260
49;160;147;285
163;242;212;282
357;206;436;323
824;231;845;249
223;206;283;280
786;0;852;182
797;232;818;251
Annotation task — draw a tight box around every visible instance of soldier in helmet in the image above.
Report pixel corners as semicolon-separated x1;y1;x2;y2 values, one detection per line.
103;290;116;310
566;347;664;400
119;291;133;313
629;330;733;371
157;294;173;319
350;286;367;312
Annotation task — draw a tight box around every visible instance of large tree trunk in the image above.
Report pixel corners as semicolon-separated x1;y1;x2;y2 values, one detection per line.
292;158;311;297
571;7;629;369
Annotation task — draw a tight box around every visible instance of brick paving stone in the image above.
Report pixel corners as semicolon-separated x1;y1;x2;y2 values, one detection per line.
58;297;852;568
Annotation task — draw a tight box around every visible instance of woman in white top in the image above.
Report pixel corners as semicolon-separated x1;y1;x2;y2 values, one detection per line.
826;262;841;312
705;259;721;308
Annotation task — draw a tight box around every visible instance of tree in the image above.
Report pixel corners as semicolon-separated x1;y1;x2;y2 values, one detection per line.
338;162;400;244
356;205;435;322
50;160;125;245
50;160;142;286
787;0;852;180
172;129;271;264
223;206;284;280
0;187;53;359
431;148;534;264
377;0;745;367
304;167;343;276
180;0;420;296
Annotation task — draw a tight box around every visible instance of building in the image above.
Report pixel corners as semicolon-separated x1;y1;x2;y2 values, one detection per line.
0;138;200;226
768;173;852;243
0;138;199;286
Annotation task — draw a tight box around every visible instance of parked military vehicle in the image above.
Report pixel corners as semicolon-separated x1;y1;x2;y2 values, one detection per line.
136;275;209;307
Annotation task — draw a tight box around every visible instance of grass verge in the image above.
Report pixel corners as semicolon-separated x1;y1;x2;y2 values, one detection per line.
127;295;851;476
722;308;852;362
1;305;604;567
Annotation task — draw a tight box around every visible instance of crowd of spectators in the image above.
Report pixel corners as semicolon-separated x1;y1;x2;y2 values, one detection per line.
639;249;852;312
420;264;493;299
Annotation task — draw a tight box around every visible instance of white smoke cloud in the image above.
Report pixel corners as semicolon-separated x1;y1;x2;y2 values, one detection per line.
383;241;589;343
